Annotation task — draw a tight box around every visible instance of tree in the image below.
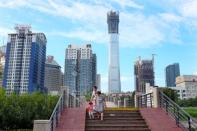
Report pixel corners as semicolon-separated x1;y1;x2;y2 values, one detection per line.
0;88;58;129
160;87;179;102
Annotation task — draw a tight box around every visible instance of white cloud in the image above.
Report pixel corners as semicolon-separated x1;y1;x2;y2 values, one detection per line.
49;29;107;44
179;0;197;18
0;27;13;38
110;0;144;9
1;0;195;48
0;0;27;8
159;13;182;22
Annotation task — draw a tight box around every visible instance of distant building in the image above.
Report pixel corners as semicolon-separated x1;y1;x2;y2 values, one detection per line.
134;56;155;93
175;75;197;99
0;45;6;85
0;45;6;54
3;25;47;94
60;72;64;87
165;63;180;87
64;44;97;95
96;74;101;91
44;56;62;93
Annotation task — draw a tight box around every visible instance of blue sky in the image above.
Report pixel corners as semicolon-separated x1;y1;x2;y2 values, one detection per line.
0;0;197;93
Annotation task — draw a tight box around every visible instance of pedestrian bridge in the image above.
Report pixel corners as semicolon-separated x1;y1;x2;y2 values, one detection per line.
33;88;197;131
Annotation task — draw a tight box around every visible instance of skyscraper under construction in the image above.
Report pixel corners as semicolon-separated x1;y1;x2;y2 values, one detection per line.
134;56;155;93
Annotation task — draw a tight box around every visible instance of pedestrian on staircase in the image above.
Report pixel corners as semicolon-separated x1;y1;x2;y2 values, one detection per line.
87;101;94;119
91;86;97;109
95;91;106;120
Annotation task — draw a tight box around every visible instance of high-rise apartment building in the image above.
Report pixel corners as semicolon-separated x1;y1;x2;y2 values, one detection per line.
134;56;155;93
165;63;180;87
3;25;47;94
64;44;96;95
107;10;121;94
44;56;62;93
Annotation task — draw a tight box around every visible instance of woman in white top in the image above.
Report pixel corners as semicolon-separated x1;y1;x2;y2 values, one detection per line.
95;91;106;120
91;86;97;108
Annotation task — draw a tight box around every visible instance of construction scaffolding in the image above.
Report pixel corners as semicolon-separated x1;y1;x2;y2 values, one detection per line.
134;55;155;93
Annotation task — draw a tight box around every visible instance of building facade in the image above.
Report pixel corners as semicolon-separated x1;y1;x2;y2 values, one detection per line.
3;25;47;94
175;75;197;99
96;74;101;91
165;63;180;87
64;44;96;95
0;45;6;85
44;56;62;94
134;56;155;93
107;10;121;94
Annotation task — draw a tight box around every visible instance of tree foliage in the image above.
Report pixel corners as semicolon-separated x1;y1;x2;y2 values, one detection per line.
160;88;179;102
0;88;58;130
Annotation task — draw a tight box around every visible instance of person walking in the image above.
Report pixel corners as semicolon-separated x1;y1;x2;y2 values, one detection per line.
87;101;94;119
91;86;97;109
95;91;106;120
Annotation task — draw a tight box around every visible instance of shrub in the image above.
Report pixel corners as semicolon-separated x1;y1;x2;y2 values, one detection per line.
0;88;58;130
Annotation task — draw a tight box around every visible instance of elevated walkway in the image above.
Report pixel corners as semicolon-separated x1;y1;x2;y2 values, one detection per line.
56;104;86;131
140;108;182;131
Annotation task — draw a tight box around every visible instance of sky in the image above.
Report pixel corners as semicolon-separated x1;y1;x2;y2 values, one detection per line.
0;0;197;93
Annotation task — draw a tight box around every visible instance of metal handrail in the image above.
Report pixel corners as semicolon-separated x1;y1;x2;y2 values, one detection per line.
159;91;197;131
49;93;63;121
49;93;64;131
138;93;153;108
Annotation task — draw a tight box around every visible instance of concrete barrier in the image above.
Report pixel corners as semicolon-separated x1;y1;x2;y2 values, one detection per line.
33;120;51;131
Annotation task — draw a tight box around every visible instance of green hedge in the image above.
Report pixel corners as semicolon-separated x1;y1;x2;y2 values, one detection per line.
0;88;58;130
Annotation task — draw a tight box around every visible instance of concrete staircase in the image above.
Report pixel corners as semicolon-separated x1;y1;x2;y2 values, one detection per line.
85;109;151;131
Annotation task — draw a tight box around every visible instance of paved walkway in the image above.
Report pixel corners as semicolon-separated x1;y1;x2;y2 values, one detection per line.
56;105;86;131
140;108;182;131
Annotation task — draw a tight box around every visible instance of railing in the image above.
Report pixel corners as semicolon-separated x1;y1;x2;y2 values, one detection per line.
49;93;64;131
138;93;153;108
159;91;197;131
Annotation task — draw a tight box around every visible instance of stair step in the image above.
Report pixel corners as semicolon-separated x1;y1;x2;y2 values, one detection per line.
104;112;141;115
85;127;151;131
104;111;140;113
86;120;146;124
103;115;142;118
86;116;143;119
105;113;141;117
93;117;144;121
85;109;150;131
86;124;148;127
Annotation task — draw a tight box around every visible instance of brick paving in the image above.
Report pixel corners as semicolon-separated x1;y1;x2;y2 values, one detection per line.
140;108;183;131
56;105;86;131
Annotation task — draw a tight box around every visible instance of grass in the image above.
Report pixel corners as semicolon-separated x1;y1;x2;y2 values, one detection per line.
183;107;197;118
